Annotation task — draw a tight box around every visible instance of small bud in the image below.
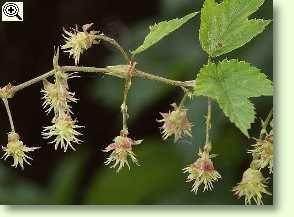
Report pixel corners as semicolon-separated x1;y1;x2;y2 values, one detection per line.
42;113;83;152
158;103;192;142
183;148;221;194
2;132;39;169
62;24;100;65
103;135;142;172
0;83;14;99
232;168;271;205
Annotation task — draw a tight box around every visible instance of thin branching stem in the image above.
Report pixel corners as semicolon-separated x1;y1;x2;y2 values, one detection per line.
259;108;273;139
2;98;15;132
205;97;212;145
96;35;130;63
11;66;194;95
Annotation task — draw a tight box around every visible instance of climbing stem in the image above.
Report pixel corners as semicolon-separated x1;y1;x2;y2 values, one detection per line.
2;98;15;132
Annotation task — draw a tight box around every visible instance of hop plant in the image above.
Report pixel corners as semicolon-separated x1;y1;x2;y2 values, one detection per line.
2;132;39;169
103;134;142;172
62;23;100;65
233;168;271;205
183;145;221;194
0;0;273;205
158;103;192;142
42;113;83;152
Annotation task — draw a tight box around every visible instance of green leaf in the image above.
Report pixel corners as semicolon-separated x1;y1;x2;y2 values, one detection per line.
194;59;273;136
200;0;271;57
132;12;198;55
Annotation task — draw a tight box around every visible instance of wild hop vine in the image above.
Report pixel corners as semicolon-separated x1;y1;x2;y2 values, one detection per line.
0;0;273;205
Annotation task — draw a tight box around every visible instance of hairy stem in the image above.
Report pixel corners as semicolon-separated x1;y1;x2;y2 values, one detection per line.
134;69;194;87
259;108;273;139
96;35;130;63
11;66;194;95
2;99;15;132
121;62;136;134
179;92;189;108
205;98;212;145
13;70;55;93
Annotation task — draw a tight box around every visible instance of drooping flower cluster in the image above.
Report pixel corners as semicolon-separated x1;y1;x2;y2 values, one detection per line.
62;23;100;65
41;79;77;114
233;116;273;205
42;113;83;152
158;103;192;142
232;168;271;205
183;145;221;194
2;132;39;169
103;134;142;172
249;137;273;173
41;50;82;152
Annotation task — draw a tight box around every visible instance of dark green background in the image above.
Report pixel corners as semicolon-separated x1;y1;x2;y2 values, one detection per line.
0;0;273;205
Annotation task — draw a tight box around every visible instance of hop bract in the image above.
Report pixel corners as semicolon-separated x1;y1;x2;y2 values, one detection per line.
103;135;142;172
42;113;83;152
62;23;100;65
232;168;271;205
2;132;39;169
183;148;221;194
158;103;192;142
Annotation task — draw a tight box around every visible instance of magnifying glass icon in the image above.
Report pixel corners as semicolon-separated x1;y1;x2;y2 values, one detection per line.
3;3;22;20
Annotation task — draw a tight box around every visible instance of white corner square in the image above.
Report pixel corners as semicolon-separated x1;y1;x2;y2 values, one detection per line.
2;2;23;22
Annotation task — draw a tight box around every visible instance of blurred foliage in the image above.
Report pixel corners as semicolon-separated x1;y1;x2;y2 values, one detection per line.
0;0;273;205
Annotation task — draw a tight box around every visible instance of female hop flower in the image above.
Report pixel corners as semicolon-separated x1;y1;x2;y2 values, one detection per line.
103;134;142;172
2;132;39;169
183;147;221;194
42;113;83;152
233;168;271;205
62;23;100;65
158;103;192;142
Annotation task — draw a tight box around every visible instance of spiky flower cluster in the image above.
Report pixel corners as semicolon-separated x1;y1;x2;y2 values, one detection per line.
249;136;273;173
183;145;221;194
2;132;39;169
158;103;192;142
41;50;82;152
41;79;77;114
233;116;273;205
62;23;100;65
232;168;271;205
42;113;83;152
103;134;142;172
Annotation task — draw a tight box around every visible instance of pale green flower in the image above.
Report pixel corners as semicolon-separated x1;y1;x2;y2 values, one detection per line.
249;138;273;173
103;135;142;172
183;149;221;194
233;168;271;205
41;79;77;115
42;113;83;152
2;132;39;169
62;23;100;65
158;103;192;142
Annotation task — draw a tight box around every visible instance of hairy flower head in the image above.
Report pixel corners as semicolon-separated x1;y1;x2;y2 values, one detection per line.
41;79;77;115
62;23;100;65
42;113;83;152
2;132;39;169
158;103;192;142
249;136;273;173
183;147;221;194
103;135;142;172
232;168;271;205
